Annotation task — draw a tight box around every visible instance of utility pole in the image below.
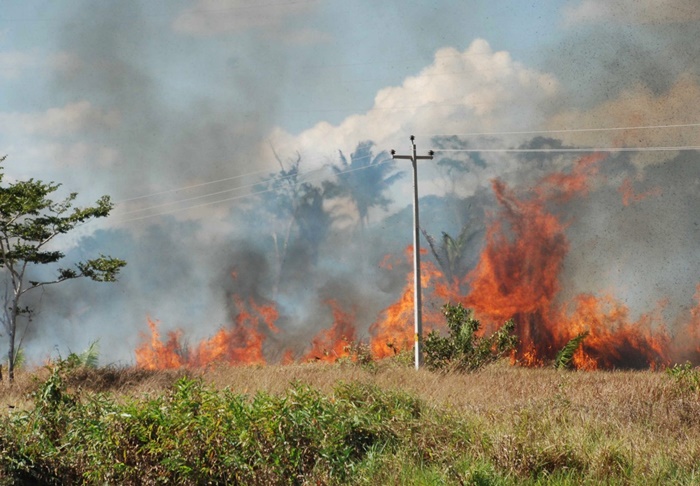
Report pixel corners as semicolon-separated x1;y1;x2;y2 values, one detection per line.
391;136;433;370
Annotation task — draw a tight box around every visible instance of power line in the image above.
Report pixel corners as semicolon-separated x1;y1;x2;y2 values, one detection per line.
114;164;330;216
434;145;700;153
112;156;393;224
114;152;356;205
113;142;699;221
114;168;275;204
418;122;700;138
114;121;700;204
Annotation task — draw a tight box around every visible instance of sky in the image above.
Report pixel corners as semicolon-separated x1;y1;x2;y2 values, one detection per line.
1;0;700;365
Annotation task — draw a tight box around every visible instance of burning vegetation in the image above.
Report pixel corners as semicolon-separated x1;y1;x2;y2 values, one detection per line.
136;153;700;371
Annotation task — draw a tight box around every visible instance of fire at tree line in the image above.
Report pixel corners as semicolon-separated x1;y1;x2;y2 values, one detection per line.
2;143;700;379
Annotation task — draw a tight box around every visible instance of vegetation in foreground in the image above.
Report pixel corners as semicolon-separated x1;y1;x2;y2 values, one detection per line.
1;357;700;485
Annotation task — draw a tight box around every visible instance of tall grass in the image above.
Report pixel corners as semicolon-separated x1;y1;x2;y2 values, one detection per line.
1;359;700;484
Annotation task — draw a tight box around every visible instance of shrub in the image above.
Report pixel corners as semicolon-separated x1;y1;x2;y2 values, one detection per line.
666;362;700;395
424;303;517;372
0;364;423;485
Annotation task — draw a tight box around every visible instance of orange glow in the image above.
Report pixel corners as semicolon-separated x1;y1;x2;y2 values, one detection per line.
674;284;700;363
619;177;662;206
135;295;279;369
369;245;451;358
461;154;674;368
303;300;357;362
560;294;671;370
135;318;185;370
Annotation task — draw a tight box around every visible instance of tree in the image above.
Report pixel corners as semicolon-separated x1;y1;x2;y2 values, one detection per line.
330;141;403;230
421;222;483;284
252;149;334;297
0;157;126;382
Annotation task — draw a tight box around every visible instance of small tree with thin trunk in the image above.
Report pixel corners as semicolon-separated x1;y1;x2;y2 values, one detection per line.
0;156;126;382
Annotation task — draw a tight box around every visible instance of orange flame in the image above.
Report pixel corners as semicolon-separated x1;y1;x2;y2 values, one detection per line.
303;300;357;362
135;295;278;369
619;177;662;206
462;154;675;368
369;246;452;358
136;153;700;371
135;318;186;370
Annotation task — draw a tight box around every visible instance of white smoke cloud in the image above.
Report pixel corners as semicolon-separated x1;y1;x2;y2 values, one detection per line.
268;39;560;163
0;101;120;137
0;50;36;80
564;0;700;25
173;0;328;42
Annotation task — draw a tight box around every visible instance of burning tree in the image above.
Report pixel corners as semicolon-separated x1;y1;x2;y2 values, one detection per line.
422;222;482;288
0;157;126;382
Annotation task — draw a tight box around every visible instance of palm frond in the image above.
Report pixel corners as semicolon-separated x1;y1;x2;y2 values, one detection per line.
554;331;589;370
78;340;100;369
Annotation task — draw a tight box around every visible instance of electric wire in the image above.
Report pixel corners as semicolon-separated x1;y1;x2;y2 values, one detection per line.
112;120;700;205
114;158;393;224
434;145;700;153
112;153;373;212
111;142;700;224
114;167;276;204
112;141;700;220
418;122;700;138
115;164;329;216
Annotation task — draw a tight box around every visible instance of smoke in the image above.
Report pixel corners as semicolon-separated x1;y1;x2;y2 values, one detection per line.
5;1;700;368
560;150;700;321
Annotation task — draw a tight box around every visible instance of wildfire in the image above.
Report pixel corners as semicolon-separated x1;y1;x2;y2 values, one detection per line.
135;296;278;370
619;177;663;206
369;246;449;358
136;153;700;371
303;300;357;362
462;154;677;368
135;318;186;370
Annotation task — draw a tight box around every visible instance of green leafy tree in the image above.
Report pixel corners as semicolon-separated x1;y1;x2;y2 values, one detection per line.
0;157;126;382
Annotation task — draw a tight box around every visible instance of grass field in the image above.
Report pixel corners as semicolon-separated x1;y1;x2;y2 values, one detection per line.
1;359;699;484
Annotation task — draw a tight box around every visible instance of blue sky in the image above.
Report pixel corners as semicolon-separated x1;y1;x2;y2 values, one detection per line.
1;0;699;363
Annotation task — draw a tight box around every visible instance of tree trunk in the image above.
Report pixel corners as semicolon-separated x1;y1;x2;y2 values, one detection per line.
7;328;14;383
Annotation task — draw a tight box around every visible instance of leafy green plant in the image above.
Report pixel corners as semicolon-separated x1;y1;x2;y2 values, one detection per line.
666;362;700;395
0;157;126;382
424;303;517;372
555;331;589;370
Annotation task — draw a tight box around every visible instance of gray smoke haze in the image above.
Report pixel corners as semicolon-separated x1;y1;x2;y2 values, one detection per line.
52;0;284;195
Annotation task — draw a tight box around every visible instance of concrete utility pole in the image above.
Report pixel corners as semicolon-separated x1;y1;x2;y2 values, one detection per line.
391;136;434;370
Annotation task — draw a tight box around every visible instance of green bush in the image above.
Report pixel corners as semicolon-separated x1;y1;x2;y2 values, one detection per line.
0;362;424;485
666;362;700;395
424;303;517;372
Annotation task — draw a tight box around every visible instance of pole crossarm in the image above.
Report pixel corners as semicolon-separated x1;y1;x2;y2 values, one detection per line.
390;135;433;370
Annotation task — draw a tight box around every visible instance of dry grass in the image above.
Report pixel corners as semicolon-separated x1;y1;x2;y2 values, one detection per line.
2;359;699;483
170;361;700;482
